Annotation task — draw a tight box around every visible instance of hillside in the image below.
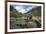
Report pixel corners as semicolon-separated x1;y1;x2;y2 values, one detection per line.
10;5;41;29
10;5;23;18
27;6;41;16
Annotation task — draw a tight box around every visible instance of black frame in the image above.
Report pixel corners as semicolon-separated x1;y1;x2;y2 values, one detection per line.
5;1;45;34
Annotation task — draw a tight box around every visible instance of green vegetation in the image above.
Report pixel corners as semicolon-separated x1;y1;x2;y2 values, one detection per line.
32;6;41;17
10;5;41;29
16;24;32;28
10;5;41;18
27;6;41;17
10;5;23;18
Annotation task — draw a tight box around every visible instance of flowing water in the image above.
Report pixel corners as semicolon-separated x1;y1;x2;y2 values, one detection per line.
10;17;41;29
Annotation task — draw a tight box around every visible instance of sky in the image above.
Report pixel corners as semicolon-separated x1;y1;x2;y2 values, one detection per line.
10;5;37;13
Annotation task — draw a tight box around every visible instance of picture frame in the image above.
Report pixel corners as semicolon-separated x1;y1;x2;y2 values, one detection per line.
5;0;45;34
